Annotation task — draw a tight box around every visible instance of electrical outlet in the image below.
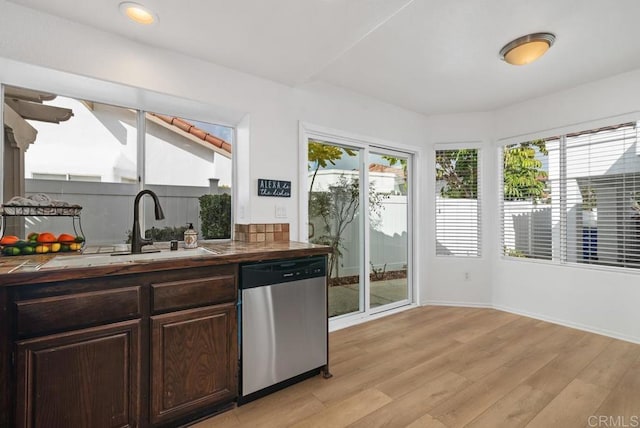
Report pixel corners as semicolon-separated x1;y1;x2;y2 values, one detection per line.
464;272;470;281
275;205;287;218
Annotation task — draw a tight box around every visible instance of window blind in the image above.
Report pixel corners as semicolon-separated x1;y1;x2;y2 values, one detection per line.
565;123;640;269
501;121;640;270
435;148;481;256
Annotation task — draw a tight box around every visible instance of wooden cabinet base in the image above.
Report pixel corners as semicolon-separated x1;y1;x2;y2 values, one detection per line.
15;320;140;428
150;303;237;426
7;264;239;428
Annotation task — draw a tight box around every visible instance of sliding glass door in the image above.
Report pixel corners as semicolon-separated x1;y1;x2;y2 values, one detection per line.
308;139;362;317
368;150;410;313
307;136;412;321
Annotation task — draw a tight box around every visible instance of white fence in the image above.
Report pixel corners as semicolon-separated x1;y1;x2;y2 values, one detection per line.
436;195;640;267
11;179;226;245
309;195;408;278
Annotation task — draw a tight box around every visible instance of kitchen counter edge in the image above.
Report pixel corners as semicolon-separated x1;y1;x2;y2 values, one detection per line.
0;241;331;287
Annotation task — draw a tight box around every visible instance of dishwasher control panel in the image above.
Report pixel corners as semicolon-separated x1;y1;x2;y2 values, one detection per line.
240;256;327;289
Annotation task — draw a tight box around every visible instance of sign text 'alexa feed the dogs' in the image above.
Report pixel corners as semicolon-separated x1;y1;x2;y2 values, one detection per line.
257;179;291;197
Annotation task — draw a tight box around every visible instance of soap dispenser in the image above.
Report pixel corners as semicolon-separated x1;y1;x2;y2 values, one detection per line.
184;223;198;249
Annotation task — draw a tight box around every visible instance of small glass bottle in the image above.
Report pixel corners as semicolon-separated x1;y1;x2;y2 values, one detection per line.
184;223;198;249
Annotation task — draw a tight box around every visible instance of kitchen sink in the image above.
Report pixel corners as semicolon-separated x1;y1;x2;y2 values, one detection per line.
40;247;218;269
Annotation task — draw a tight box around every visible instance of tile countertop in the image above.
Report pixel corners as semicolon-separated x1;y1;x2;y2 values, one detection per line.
0;241;331;287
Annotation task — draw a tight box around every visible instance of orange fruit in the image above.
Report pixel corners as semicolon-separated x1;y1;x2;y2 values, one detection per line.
36;232;56;244
0;235;19;246
57;233;76;243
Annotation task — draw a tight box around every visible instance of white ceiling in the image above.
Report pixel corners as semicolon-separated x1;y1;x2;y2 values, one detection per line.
8;0;640;115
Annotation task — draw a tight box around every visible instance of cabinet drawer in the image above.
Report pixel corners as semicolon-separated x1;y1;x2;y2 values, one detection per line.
15;286;141;337
151;275;235;313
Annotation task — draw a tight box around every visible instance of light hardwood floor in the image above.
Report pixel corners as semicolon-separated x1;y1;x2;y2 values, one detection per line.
194;306;640;428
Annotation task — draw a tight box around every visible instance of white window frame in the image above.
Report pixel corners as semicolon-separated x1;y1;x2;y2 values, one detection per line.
434;142;483;258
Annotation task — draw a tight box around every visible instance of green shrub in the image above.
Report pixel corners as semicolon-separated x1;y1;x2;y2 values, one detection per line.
125;225;187;243
199;193;231;239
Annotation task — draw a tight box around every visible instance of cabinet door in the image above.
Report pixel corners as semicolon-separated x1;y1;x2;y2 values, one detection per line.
15;320;141;428
150;303;237;425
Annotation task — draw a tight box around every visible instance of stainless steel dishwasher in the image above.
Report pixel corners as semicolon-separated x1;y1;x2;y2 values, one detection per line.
239;255;330;404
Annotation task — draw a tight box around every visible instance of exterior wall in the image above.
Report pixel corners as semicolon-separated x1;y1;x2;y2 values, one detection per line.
24;98;138;182
145;118;231;187
22;96;232;188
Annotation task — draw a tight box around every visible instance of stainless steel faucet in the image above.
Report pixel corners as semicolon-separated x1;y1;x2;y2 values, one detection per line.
131;189;165;254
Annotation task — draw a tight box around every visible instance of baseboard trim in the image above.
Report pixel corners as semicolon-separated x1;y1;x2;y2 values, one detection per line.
423;300;492;309
492;303;640;345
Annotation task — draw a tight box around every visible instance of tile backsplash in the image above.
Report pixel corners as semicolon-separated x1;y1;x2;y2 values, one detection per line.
234;223;289;242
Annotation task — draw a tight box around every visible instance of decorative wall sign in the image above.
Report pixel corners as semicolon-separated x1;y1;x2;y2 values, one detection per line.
258;179;291;197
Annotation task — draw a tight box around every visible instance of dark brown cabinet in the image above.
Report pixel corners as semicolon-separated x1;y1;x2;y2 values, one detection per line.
4;263;239;428
15;320;141;428
150;303;237;425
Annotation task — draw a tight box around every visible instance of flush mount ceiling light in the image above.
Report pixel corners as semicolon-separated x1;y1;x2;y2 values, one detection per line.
499;32;556;66
119;2;158;25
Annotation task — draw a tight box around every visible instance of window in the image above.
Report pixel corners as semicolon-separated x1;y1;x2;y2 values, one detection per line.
2;85;233;245
501;122;640;270
144;112;233;241
565;124;640;268
501;139;557;259
435;148;481;256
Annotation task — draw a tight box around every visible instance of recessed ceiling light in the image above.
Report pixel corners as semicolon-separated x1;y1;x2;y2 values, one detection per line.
119;2;158;25
499;32;556;66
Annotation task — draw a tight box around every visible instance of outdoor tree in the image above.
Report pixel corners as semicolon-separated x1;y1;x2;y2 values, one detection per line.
309;174;386;279
381;155;408;194
308;140;356;192
503;140;548;201
435;140;548;202
308;141;387;279
435;149;478;198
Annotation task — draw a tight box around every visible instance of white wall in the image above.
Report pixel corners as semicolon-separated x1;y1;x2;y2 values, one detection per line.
424;119;495;307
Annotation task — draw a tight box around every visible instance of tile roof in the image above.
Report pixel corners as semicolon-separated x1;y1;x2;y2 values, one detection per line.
369;163;404;176
150;113;232;155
